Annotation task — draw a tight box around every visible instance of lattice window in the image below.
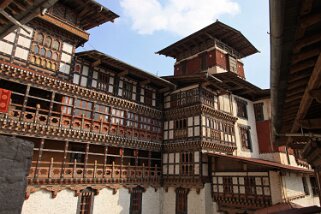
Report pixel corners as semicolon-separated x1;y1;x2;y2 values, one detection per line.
245;176;256;195
74;99;93;118
111;108;124;125
236;98;248;119
176;188;188;214
223;177;233;194
78;188;94;214
145;89;153;106
310;177;319;196
130;186;143;214
30;31;61;71
239;126;252;150
254;103;264;121
180;152;194;176
123;81;133;100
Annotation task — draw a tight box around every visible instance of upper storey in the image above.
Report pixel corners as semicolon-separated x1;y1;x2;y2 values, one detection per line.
157;21;258;79
0;0;118;41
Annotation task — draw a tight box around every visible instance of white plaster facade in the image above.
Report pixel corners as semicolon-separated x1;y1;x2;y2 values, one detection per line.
22;189;78;214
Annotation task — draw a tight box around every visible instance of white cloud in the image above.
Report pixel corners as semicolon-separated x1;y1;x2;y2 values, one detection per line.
120;0;240;36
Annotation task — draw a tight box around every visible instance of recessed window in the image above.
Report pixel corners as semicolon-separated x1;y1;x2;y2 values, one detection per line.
78;188;94;214
176;188;188;214
239;126;252;151
130;186;143;214
223;177;233;194
254;103;264;121
236;98;248;119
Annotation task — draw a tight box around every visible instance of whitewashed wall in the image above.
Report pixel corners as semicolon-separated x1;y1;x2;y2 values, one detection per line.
142;188;161;214
22;187;162;214
161;187;176;214
282;173;319;207
232;95;259;158
93;188;130;214
22;189;78;214
269;170;283;204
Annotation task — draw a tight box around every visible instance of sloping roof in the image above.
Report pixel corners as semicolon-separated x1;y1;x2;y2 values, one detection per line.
209;153;313;174
162;72;269;101
157;21;258;59
59;0;119;30
76;50;176;89
270;0;321;145
0;0;58;39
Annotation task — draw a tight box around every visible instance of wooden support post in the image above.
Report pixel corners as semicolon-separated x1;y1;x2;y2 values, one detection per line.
20;84;30;122
60;141;69;178
103;145;108;178
34;138;44;179
148;151;151;182
34;104;40;124
73;159;77;178
48;91;55;126
93;160;97;178
48;157;53;179
120;148;123;179
84;143;89;178
112;161;114;179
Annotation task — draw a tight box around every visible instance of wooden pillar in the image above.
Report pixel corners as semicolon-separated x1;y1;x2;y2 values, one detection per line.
48;91;55;126
103;145;108;178
20;84;30;121
34;138;44;179
84;143;89;178
60;141;69;178
120;148;124;179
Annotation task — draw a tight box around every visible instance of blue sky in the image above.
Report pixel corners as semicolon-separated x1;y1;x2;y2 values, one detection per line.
80;0;270;89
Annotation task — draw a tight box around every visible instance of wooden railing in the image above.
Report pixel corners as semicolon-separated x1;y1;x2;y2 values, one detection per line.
3;102;162;142
28;158;161;184
213;193;271;209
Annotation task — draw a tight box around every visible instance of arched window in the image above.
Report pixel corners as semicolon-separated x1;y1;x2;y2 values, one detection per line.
44;36;52;47
36;33;44;43
36;58;41;65
52;52;58;60
41;59;46;67
52;40;60;50
30;56;36;63
47;61;51;69
40;48;46;56
46;50;52;58
33;45;39;54
51;63;56;70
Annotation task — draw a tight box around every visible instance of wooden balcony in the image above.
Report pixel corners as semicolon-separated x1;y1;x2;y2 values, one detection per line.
0;103;162;151
28;158;161;185
213;193;272;209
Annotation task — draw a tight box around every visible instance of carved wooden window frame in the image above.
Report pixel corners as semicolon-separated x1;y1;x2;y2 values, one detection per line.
176;187;188;214
239;125;252;151
77;188;95;214
30;31;61;71
130;186;144;214
235;98;248;119
254;102;264;121
180;152;194;176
